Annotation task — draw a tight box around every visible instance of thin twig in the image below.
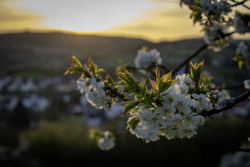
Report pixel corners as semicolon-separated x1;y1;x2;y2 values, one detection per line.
232;0;249;7
242;4;250;9
172;31;235;75
214;83;244;90
172;44;208;75
200;90;250;117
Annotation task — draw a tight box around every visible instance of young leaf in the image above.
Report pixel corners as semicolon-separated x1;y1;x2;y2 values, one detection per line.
161;71;172;82
88;57;94;67
71;55;83;68
64;67;83;75
97;68;106;74
117;70;139;93
126;117;140;130
123;67;131;75
89;129;102;140
155;65;160;84
123;100;139;116
189;60;205;88
106;74;115;86
149;78;158;91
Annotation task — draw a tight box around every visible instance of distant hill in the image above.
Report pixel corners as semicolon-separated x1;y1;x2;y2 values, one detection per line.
0;32;248;82
0;32;153;74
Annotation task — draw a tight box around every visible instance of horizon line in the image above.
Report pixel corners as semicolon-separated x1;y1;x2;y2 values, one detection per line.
0;29;249;43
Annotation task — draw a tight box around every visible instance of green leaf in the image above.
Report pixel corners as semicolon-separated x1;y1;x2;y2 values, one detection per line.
189;5;200;11
238;60;244;69
97;68;106;74
126;117;140;130
145;99;155;108
190;11;201;25
117;70;139;93
123;100;139;116
158;80;176;93
88;57;94;67
89;129;102;140
189;60;205;88
64;67;83;75
155;65;161;84
106;74;115;86
140;79;148;95
71;55;82;68
124;92;137;99
161;71;172;82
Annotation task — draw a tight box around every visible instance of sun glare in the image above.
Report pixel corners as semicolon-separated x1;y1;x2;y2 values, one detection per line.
16;0;155;33
2;0;249;41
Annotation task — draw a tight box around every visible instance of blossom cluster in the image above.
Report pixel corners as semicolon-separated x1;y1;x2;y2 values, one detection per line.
96;131;115;151
234;11;250;34
244;79;250;90
199;0;232;16
127;74;227;143
90;130;115;151
77;75;116;111
233;41;250;69
203;23;230;52
181;0;250;52
134;48;162;69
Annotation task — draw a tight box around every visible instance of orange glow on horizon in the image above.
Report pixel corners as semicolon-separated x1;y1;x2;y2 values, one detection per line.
0;0;249;42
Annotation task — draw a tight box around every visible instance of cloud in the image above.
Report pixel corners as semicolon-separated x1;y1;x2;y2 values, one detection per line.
101;5;203;42
0;0;44;32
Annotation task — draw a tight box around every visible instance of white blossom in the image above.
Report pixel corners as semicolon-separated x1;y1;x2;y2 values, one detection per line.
244;79;250;90
192;93;210;112
161;88;178;106
234;11;250;34
97;131;115;151
199;0;232;16
134;48;162;68
76;75;115;110
85;88;108;109
127;74;220;143
204;23;230;52
131;122;160;143
236;41;249;58
174;81;189;95
76;78;89;93
175;94;196;114
175;74;193;85
218;89;231;102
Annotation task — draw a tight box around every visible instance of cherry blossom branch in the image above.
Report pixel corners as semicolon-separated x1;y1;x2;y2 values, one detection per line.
172;31;236;75
200;90;250;117
104;86;127;101
231;0;250;9
226;148;250;152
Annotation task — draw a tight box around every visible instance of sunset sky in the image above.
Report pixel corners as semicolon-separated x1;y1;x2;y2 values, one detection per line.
0;0;249;42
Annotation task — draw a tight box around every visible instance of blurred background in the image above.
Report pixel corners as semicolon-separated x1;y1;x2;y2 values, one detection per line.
0;0;250;166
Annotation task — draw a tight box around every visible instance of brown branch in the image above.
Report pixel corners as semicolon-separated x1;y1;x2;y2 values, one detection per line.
200;90;250;117
172;31;235;75
103;86;127;101
226;148;250;152
232;0;248;6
